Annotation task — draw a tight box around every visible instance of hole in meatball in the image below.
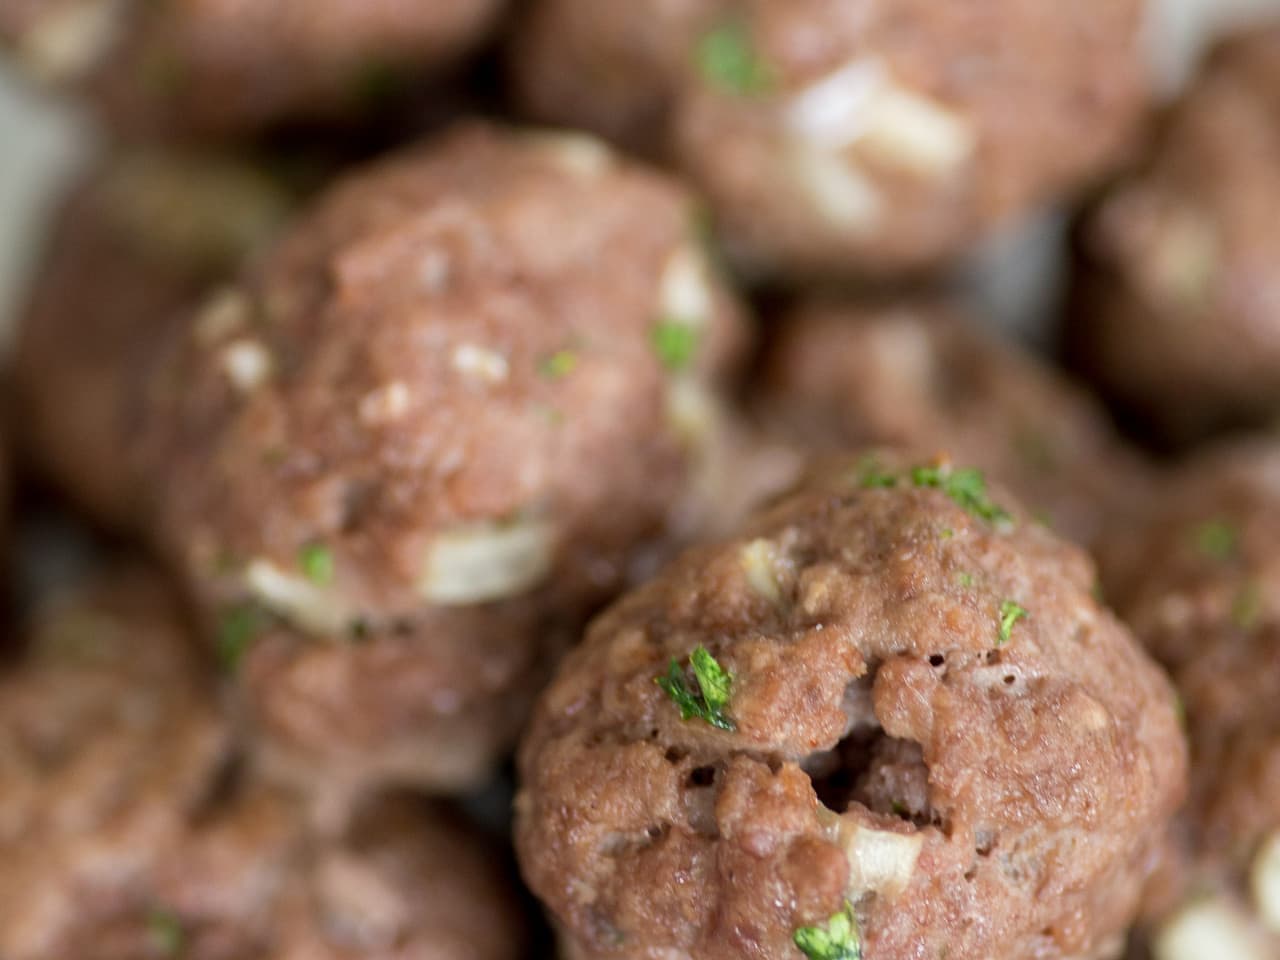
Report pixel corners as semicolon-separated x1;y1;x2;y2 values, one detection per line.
664;746;687;764
928;654;945;667
686;765;716;788
804;729;936;827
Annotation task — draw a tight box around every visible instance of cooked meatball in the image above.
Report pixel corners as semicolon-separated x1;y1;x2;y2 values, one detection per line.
0;569;524;960
758;298;1149;547
0;0;504;139
1097;441;1280;960
512;0;1148;276
13;150;291;530
1069;28;1280;445
138;123;748;807
516;451;1187;960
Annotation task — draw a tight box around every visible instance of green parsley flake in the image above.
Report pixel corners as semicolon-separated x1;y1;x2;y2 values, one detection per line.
911;465;1013;526
298;543;334;586
957;571;974;588
651;321;700;372
794;902;863;960
1193;521;1237;561
997;599;1028;647
857;455;898;489
656;645;735;731
217;604;264;672
697;20;774;96
147;908;185;957
1232;582;1263;631
539;349;579;380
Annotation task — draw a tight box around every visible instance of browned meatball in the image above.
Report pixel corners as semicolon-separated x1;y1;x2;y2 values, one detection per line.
516;451;1187;960
758;298;1149;548
138;123;748;808
512;0;1148;276
13;150;291;530
0;0;504;140
0;569;525;960
1097;441;1280;960
1070;28;1280;445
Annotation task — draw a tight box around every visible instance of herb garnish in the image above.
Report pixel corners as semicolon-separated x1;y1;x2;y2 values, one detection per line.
657;646;735;731
794;901;863;960
147;908;185;957
298;543;334;586
1193;521;1237;561
539;349;579;380
858;461;1012;526
651;321;700;372
997;600;1028;646
216;604;265;672
1232;582;1263;630
697;20;774;96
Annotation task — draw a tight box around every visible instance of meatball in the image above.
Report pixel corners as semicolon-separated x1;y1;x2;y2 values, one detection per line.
512;0;1148;276
138;124;748;807
0;0;504;139
13;150;291;530
0;569;524;960
757;298;1149;547
1069;28;1280;445
1097;442;1280;960
516;451;1186;960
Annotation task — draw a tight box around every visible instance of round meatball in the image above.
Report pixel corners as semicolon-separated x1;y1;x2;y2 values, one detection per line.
516;451;1187;960
13;150;291;530
139;123;748;805
0;569;524;960
512;0;1148;276
0;0;504;139
758;298;1149;547
1069;28;1280;445
1097;442;1280;960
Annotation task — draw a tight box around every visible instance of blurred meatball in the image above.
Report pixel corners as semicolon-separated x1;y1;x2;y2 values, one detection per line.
1098;441;1280;960
1070;28;1280;445
0;0;504;140
758;298;1149;547
512;0;1148;276
138;124;749;809
13;150;291;530
0;569;524;960
516;451;1186;960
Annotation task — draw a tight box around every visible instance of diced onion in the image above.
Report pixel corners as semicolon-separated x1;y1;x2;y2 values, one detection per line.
740;539;783;606
420;520;555;605
1252;831;1280;934
245;560;349;635
1154;897;1270;960
842;821;923;899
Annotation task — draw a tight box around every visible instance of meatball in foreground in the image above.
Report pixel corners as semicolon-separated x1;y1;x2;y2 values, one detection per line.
516;452;1186;960
13;150;291;530
1098;442;1280;960
1070;28;1280;445
0;0;504;139
759;299;1148;547
513;0;1148;275
0;570;524;960
140;124;747;807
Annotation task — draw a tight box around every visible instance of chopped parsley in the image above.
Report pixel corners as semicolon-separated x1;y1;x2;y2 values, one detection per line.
997;600;1028;646
696;20;774;96
216;604;265;672
656;646;735;731
651;321;700;372
794;902;863;960
856;455;898;489
912;465;1012;526
957;571;974;588
1232;582;1263;631
539;349;579;380
298;543;334;586
1193;521;1237;561
147;908;185;957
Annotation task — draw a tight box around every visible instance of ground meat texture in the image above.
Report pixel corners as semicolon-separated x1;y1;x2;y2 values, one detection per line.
1068;28;1280;446
12;151;291;531
512;0;1147;277
0;570;525;960
515;450;1186;960
1096;442;1280;960
757;299;1149;548
0;0;504;140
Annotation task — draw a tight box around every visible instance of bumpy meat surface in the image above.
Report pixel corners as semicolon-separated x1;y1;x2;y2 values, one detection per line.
512;0;1147;276
1098;441;1280;960
758;299;1149;548
0;0;504;139
0;569;524;960
1070;28;1280;445
516;451;1186;960
13;151;291;530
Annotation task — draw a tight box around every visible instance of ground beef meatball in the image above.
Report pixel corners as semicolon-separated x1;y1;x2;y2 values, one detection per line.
757;298;1149;548
511;0;1148;276
516;451;1187;960
1069;28;1280;445
1097;441;1280;960
138;123;748;806
12;150;291;530
0;569;525;960
0;0;504;140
